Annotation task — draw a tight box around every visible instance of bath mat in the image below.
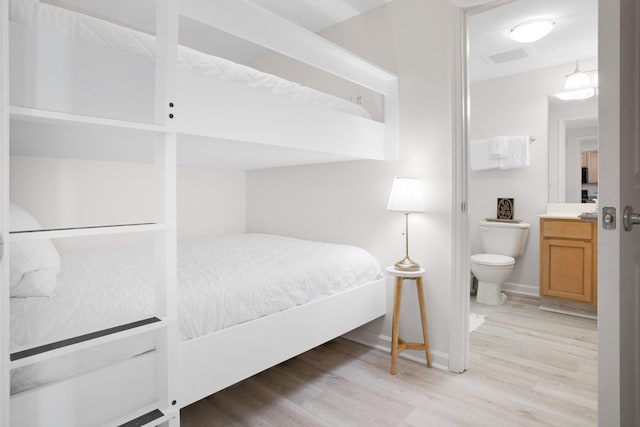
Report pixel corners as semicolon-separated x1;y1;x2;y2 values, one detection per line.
469;313;487;333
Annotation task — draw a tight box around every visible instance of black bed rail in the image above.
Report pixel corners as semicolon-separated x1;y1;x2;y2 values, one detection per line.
10;317;162;362
9;222;156;234
119;409;165;427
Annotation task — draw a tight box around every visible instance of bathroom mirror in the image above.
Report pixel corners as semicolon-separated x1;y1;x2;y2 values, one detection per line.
547;95;598;203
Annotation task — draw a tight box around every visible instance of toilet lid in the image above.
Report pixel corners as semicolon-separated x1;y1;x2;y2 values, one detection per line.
471;254;515;266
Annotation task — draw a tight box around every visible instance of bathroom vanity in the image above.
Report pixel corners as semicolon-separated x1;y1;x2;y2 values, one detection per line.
539;216;598;304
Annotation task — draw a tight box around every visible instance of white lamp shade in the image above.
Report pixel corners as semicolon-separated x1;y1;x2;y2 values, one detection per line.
387;177;425;213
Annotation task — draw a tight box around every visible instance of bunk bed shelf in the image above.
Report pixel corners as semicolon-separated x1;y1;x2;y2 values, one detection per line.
10;316;171;370
9;106;169;135
9;223;167;241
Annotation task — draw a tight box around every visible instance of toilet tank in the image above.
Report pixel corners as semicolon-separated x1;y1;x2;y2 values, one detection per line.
479;221;530;257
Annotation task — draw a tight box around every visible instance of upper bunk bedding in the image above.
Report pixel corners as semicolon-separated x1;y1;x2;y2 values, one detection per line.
8;0;393;168
9;0;371;120
10;233;382;394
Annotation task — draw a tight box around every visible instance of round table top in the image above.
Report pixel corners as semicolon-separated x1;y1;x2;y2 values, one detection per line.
385;266;426;277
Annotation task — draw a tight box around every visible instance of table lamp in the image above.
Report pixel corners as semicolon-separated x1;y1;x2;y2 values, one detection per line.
387;177;425;271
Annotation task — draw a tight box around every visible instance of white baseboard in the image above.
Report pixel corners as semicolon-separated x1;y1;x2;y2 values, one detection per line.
342;328;449;371
502;281;539;297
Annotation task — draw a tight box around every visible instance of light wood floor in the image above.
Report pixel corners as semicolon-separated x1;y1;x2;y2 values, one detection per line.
181;295;597;426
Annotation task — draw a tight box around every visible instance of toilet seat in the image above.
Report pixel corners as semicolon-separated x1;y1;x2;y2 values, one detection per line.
471;254;514;266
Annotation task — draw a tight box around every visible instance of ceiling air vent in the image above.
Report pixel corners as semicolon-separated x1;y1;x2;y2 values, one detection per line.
485;47;531;64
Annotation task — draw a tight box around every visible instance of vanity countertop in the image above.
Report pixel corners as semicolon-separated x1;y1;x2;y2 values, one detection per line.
538;213;584;219
538;203;598;219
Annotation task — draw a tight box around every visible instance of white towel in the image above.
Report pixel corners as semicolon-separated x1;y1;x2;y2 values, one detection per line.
469;139;500;171
499;136;530;169
490;136;508;159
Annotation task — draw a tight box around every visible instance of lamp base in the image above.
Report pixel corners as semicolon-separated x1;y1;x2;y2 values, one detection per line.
394;256;421;272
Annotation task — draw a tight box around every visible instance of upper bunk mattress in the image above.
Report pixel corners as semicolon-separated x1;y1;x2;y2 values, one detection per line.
10;233;382;393
9;0;371;119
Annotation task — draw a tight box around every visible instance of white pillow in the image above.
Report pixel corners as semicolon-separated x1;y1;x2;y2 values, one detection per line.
9;202;60;297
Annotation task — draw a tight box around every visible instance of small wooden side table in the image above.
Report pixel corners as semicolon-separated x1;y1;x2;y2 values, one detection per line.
385;266;432;374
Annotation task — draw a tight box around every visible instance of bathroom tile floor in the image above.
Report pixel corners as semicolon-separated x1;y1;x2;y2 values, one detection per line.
182;294;597;426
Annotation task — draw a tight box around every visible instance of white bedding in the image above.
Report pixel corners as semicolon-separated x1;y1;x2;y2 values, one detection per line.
9;0;371;119
10;233;382;393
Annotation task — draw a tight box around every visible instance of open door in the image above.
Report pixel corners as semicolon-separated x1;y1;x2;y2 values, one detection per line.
598;0;640;425
0;1;9;425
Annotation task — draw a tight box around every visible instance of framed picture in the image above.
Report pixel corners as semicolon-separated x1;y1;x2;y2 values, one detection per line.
497;198;514;220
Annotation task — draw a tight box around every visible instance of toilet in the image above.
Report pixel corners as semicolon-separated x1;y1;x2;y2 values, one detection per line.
470;221;530;305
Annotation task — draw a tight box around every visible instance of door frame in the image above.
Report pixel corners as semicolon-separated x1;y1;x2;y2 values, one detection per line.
448;0;520;375
448;3;469;374
450;0;627;424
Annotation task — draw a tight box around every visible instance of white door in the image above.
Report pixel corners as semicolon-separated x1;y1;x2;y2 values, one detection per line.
0;0;9;425
598;0;640;425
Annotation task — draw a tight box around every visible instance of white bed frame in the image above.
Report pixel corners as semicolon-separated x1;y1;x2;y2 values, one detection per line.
1;1;394;425
9;279;385;426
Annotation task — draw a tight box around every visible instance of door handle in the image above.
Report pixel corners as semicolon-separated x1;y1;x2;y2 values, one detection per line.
623;205;640;231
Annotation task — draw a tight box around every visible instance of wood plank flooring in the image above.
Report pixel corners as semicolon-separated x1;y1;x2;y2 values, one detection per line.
181;295;597;426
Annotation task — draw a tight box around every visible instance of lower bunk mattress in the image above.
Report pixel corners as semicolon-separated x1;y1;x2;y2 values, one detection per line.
10;233;382;394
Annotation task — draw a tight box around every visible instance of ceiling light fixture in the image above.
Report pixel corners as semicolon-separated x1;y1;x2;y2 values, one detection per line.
509;19;555;43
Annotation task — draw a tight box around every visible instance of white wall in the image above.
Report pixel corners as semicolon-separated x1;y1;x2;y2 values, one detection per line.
10;156;246;248
246;0;454;367
469;60;596;295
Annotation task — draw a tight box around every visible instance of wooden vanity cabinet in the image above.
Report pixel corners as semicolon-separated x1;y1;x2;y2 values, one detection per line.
539;218;598;304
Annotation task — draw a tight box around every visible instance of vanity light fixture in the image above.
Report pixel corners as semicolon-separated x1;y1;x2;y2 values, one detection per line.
509;19;555;43
564;61;591;90
554;88;595;101
555;61;597;101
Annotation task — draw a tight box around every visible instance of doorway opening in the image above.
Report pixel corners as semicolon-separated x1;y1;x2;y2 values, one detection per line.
454;0;599;422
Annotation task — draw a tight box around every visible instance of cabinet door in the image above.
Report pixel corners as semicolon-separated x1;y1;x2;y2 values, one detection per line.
540;238;593;303
588;151;598;183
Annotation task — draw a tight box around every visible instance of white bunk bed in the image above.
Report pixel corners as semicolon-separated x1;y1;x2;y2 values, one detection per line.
0;0;398;426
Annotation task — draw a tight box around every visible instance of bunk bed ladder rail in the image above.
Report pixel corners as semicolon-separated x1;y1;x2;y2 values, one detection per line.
148;0;179;425
3;0;180;425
